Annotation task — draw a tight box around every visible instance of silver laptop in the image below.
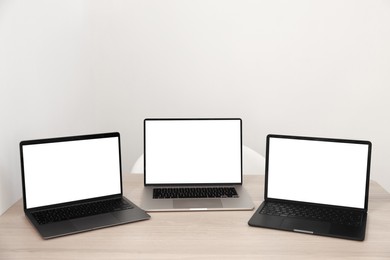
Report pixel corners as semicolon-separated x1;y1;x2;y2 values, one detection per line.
20;132;150;239
140;118;254;212
248;134;372;241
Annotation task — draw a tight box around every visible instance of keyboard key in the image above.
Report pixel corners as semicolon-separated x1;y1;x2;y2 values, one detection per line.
153;187;239;199
32;198;133;225
260;202;362;227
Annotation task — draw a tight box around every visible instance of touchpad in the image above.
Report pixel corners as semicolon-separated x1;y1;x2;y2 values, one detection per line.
71;214;117;230
281;218;331;233
173;199;223;209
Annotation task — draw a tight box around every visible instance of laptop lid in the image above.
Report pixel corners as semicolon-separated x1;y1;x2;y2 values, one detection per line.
20;132;123;211
265;134;372;211
144;118;242;186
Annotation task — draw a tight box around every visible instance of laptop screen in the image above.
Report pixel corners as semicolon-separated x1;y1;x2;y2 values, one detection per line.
144;119;242;185
21;133;122;209
266;135;371;209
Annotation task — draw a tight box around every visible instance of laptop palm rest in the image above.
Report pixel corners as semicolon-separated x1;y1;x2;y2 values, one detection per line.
281;218;331;234
173;199;223;209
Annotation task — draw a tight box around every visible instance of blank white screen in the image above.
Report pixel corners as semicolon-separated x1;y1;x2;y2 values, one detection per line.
22;137;121;209
145;119;242;184
267;137;369;209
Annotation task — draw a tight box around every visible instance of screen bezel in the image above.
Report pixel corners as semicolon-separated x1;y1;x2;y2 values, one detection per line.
20;132;123;212
264;134;372;211
143;118;243;186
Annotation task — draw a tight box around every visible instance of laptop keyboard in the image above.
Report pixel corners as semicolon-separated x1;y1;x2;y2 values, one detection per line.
260;202;362;227
32;198;133;225
153;187;239;199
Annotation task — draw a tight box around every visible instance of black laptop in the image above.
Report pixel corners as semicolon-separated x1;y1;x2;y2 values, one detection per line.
248;134;372;241
20;132;150;239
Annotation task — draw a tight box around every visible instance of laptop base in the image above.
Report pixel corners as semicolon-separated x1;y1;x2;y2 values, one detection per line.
141;186;254;212
248;202;367;241
29;197;150;239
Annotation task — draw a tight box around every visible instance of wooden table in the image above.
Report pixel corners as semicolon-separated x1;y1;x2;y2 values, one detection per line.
1;175;389;259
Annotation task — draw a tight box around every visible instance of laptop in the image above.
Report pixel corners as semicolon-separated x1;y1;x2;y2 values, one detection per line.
248;134;372;241
140;118;254;211
20;132;150;239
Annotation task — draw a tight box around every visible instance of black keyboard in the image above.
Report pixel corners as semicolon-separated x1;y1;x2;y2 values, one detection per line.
153;187;239;199
260;202;362;227
32;198;133;225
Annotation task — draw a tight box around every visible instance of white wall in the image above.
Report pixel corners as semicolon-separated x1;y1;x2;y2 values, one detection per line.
90;0;390;190
1;0;389;215
0;0;98;215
